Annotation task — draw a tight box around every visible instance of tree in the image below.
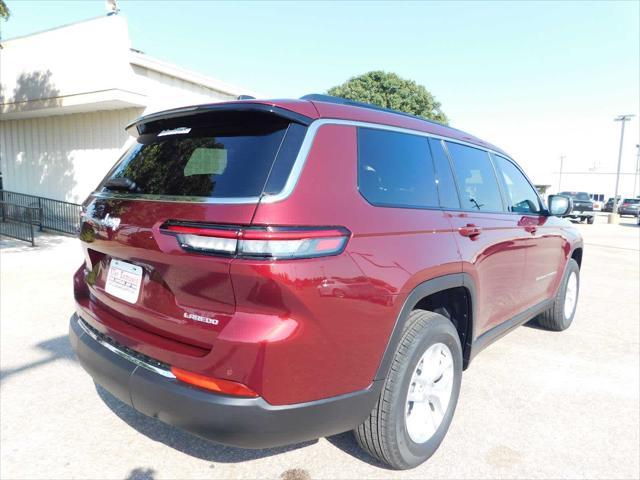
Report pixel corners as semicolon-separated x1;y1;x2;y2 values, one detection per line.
327;71;448;124
0;0;9;20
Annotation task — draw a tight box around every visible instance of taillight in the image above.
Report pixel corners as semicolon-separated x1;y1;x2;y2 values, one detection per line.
161;223;350;259
171;367;258;397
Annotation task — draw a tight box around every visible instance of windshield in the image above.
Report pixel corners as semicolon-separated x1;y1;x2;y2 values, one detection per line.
623;198;640;204
560;191;590;201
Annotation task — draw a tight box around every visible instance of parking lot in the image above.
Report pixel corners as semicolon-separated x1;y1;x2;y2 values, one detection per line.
1;214;638;480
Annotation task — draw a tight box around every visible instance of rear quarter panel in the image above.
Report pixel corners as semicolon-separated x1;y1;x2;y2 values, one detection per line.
246;124;462;404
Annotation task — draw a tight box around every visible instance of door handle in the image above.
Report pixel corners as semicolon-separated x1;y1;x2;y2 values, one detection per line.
525;226;537;234
459;224;481;238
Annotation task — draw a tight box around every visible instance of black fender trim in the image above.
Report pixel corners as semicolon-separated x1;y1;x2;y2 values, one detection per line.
70;314;383;449
374;273;477;381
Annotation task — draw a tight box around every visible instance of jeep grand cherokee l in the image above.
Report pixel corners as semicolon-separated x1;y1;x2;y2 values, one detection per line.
70;95;583;469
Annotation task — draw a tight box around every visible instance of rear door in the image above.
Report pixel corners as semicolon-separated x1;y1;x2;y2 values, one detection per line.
78;108;308;356
433;139;530;335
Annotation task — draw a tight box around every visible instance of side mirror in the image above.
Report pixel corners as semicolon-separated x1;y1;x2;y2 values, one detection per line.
548;195;572;216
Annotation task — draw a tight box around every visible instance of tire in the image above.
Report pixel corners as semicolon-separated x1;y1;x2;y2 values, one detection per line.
354;310;462;469
586;216;595;224
535;259;580;331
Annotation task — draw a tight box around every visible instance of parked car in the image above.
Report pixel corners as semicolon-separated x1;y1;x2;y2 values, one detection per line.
70;95;583;470
603;196;621;212
618;198;640;217
558;191;595;223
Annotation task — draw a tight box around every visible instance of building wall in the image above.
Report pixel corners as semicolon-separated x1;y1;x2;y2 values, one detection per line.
0;16;133;115
0;107;143;203
131;64;237;113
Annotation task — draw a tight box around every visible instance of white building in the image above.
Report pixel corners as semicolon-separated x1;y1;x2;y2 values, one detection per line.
0;15;255;203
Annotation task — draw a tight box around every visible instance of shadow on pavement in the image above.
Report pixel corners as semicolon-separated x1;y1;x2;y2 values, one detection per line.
125;468;157;480
0;335;75;382
96;384;317;463
324;431;388;468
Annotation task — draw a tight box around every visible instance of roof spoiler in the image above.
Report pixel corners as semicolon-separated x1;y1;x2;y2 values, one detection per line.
126;103;313;137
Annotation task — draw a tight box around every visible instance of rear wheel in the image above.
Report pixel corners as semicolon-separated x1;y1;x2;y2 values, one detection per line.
354;310;462;469
535;259;580;331
586;216;595;224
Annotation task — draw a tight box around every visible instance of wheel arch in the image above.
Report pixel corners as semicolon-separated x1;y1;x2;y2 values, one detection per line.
374;273;477;381
571;247;583;268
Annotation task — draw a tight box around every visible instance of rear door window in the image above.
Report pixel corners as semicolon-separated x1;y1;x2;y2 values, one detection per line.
102;115;296;199
357;128;439;208
445;142;504;212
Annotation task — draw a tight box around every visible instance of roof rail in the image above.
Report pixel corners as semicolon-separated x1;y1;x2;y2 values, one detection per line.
300;93;447;128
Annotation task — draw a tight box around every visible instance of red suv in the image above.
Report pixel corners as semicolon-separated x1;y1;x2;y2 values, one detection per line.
70;95;582;469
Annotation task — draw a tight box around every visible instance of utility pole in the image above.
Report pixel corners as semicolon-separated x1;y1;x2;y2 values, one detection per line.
610;114;634;223
634;144;640;198
558;154;565;192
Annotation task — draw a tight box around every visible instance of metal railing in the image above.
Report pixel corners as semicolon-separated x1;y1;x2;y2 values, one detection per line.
0;190;82;237
0;201;38;246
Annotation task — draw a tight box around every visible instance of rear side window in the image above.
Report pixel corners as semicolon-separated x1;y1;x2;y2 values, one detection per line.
493;155;541;213
428;138;461;209
445;142;504;212
102;115;295;199
357;128;439;209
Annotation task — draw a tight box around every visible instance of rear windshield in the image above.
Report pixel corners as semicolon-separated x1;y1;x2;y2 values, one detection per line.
101;114;304;199
560;192;590;201
623;198;640;203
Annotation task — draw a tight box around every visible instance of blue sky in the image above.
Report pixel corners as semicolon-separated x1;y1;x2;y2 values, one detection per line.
2;0;639;185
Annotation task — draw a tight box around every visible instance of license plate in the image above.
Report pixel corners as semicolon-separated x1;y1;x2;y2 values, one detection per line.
105;259;143;304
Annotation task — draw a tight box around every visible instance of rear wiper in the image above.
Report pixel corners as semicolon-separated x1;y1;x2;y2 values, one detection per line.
103;177;138;192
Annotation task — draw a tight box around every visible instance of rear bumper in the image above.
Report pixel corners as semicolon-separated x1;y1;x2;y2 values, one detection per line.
566;210;594;217
618;208;640;216
69;314;381;449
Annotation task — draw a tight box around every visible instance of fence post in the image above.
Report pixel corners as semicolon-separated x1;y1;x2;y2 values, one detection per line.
29;208;36;247
38;197;43;231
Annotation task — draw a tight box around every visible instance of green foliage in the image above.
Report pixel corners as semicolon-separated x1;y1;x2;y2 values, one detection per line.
327;71;448;124
0;0;10;20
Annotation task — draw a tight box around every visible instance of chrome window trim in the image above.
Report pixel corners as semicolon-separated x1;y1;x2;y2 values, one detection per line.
91;191;261;204
91;119;516;206
76;316;176;379
262;119;515;204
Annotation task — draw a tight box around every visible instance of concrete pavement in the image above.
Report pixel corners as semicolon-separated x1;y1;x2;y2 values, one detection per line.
1;215;638;479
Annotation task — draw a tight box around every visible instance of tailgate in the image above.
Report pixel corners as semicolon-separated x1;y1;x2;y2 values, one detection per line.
76;105;309;355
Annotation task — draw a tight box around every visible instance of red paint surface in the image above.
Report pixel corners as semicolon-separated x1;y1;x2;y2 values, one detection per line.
75;99;581;405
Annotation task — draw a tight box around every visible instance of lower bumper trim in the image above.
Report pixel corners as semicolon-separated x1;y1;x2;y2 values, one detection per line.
69;313;381;449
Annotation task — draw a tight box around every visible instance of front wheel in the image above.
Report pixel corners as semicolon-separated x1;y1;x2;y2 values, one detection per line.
586;216;595;224
535;259;580;331
354;310;462;469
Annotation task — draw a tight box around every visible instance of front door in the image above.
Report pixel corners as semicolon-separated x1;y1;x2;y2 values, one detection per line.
492;154;567;309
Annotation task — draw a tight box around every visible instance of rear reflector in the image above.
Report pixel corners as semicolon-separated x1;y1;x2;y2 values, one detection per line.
171;367;258;397
162;224;350;259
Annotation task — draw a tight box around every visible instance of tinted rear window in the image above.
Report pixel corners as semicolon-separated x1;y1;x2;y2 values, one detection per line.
102;116;296;199
357;128;439;209
623;198;640;203
446;142;504;212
